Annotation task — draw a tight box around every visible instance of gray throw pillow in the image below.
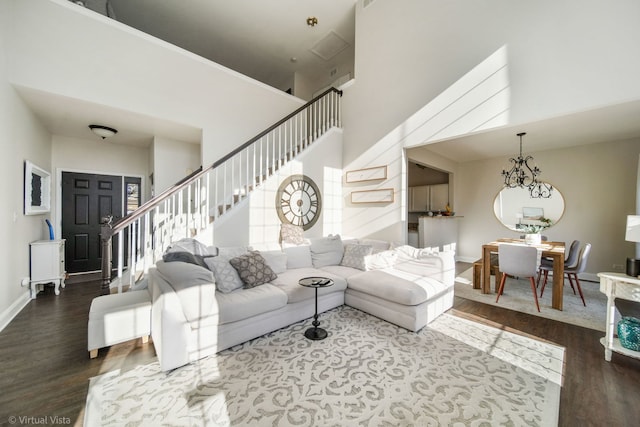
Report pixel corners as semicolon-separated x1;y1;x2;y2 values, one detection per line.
340;244;373;271
165;238;211;256
229;251;277;289
163;251;210;269
204;257;245;293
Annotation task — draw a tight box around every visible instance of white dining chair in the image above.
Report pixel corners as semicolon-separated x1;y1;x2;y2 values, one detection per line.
496;244;542;312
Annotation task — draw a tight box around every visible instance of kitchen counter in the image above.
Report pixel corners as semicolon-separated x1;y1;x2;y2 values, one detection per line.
418;216;459;250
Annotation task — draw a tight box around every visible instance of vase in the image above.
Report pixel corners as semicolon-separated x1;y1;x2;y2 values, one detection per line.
524;233;541;245
618;317;640;352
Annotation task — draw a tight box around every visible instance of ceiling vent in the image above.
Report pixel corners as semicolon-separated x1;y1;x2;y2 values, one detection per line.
311;31;349;61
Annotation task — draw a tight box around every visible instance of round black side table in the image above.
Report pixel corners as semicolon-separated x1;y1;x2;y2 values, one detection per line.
298;277;334;340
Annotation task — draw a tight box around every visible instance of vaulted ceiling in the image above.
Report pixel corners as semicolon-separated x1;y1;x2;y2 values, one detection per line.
109;0;356;91
22;1;640;160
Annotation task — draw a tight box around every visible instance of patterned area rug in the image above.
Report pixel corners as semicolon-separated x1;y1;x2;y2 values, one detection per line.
455;267;607;332
85;306;564;426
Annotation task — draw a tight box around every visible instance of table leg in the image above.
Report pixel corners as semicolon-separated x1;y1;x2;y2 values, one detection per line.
305;287;327;340
603;292;616;362
482;246;491;294
551;253;564;310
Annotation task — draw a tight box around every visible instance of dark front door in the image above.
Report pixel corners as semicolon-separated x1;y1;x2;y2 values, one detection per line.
62;172;123;273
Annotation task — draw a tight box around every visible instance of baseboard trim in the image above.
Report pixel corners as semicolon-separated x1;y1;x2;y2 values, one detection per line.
0;290;31;333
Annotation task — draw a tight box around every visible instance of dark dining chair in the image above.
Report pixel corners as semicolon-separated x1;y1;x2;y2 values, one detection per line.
540;243;590;306
537;239;581;289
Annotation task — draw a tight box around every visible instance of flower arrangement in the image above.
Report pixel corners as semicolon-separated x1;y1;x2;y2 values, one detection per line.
520;217;553;234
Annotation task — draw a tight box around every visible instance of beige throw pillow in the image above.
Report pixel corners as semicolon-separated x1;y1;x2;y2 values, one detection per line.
340;244;373;271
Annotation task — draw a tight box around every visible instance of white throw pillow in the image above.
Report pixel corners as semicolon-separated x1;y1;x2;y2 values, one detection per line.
310;235;344;267
283;245;313;269
340;244;373;271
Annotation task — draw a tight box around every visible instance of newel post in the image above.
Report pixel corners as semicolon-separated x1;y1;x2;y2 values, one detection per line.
100;216;114;295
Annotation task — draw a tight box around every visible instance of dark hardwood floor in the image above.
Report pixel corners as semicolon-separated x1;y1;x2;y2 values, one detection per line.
1;265;639;426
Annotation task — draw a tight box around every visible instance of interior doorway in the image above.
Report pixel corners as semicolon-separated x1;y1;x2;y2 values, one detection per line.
61;171;141;274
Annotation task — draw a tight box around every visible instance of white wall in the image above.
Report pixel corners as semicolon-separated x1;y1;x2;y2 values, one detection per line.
451;138;640;276
0;0;55;328
212;129;344;249
0;0;308;330
152;137;201;195
51;135;151;235
7;0;305;167
341;0;640;247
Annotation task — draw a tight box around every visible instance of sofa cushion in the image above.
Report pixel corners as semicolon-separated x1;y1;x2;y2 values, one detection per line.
340;244;373;270
393;250;456;284
229;251;278;289
365;249;398;271
269;267;347;303
155;260;217;322
319;265;363;279
359;239;391;254
347;269;451;306
310;235;344;268
192;284;288;328
283;245;313;269
205;257;244;294
260;250;288;274
218;246;252;258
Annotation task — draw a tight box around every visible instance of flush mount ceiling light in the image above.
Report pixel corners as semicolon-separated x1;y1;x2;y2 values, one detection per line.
306;16;318;27
89;124;118;139
501;132;552;198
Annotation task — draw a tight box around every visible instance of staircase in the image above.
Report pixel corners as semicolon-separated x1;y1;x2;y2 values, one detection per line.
100;88;343;293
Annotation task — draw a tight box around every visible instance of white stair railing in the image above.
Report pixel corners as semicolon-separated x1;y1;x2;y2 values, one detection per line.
101;88;342;293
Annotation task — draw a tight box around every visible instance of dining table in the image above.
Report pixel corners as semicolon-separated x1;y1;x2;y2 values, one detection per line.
481;238;566;310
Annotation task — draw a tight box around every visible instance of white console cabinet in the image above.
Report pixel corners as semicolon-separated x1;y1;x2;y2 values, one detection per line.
598;272;640;362
29;239;66;299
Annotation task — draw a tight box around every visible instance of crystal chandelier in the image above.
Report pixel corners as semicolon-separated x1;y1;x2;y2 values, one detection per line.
501;132;552;198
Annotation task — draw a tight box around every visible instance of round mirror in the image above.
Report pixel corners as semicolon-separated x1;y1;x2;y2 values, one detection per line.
493;183;565;232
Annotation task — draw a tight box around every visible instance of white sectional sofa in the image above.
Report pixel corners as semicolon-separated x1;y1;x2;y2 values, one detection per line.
148;236;455;372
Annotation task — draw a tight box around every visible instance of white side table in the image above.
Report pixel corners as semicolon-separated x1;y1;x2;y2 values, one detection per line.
30;239;66;299
598;272;640;361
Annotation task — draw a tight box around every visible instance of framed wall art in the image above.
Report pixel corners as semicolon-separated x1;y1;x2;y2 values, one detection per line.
350;188;394;204
345;165;387;183
24;160;51;215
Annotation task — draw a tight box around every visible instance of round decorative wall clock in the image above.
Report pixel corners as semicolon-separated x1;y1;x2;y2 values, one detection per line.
275;174;322;230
